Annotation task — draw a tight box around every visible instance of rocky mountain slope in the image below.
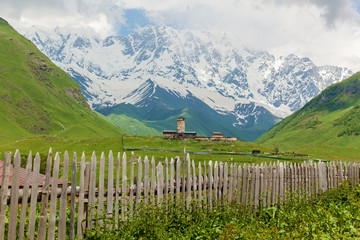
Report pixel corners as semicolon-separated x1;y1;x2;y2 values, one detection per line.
23;25;352;140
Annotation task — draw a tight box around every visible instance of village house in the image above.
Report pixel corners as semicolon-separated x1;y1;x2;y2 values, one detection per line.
163;118;237;141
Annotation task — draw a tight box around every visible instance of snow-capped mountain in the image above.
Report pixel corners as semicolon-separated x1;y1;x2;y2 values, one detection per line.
23;25;353;140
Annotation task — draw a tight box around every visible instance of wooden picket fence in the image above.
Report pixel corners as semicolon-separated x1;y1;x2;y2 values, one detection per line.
0;148;359;239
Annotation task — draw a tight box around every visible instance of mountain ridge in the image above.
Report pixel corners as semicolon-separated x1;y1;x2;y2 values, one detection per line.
22;24;352;140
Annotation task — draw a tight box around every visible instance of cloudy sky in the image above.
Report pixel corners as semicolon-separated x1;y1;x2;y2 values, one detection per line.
1;0;360;71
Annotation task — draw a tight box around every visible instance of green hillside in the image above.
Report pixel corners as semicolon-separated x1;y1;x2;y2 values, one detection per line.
0;18;126;145
256;72;360;160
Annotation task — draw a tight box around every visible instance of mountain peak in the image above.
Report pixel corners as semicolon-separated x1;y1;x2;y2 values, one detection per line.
22;24;353;140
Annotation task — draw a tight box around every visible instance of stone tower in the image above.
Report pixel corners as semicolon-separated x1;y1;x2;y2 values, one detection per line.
177;117;185;132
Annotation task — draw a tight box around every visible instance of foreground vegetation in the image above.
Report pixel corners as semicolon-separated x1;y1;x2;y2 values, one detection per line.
85;183;360;239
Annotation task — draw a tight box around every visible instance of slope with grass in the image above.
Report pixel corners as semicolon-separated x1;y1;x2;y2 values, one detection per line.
0;18;126;145
256;72;360;160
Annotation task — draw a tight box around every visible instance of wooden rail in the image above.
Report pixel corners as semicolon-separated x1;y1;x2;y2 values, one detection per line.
0;149;358;239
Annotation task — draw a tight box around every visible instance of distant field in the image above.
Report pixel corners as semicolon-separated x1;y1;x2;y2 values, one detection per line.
0;135;313;165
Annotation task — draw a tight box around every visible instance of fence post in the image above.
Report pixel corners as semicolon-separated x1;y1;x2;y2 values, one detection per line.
157;162;163;205
121;152;127;221
223;163;228;203
19;151;33;240
198;162;202;206
186;154;191;210
170;158;175;203
271;163;277;205
136;157;143;214
237;165;242;204
176;157;181;199
77;152;86;238
98;152;105;226
69;152;77;240
8;150;21;240
203;161;207;205
0;152;11;239
182;148;186;204
219;163;223;201
165;158;169;206
48;152;60;240
232;164;237;202
88;151;97;228
28;153;41;240
208;161;213;211
267;163;272;206
214;161;218;204
114;152;121;228
58;151;69;240
242;164;248;205
38;148;53;240
318;161;327;192
107;151;114;225
144;156;149;204
129;152;135;217
151;156;156;205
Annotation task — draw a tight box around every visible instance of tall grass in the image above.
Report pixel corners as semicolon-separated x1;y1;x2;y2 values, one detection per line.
84;183;360;239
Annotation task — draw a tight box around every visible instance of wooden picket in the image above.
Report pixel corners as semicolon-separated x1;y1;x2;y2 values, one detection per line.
18;152;32;240
0;149;359;239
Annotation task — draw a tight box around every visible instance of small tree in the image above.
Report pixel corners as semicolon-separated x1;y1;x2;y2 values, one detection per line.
274;145;280;154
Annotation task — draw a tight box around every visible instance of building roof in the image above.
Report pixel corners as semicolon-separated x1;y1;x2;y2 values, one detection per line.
163;130;178;133
0;160;64;187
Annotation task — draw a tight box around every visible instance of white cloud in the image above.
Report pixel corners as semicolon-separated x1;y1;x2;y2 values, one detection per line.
0;0;359;71
0;0;124;37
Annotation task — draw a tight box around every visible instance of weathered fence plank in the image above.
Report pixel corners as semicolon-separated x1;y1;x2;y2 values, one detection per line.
144;156;150;204
165;158;169;205
176;157;181;197
136;157;143;214
219;162;224;201
88;151;97;228
121;152;127;220
208;161;213;211
98;152;105;226
77;152;86;238
157;162;164;205
186;155;191;210
0;152;11;240
19;152;33;240
151;156;156;205
69;153;77;240
229;164;233;203
114;152;121;229
107;151;114;225
129;153;135;217
170;158;175;202
237;166;242;204
192;159;197;200
28;153;41;240
203;161;207;205
198;162;202;206
8;150;21;240
48;152;60;240
38;148;53;240
232;164;237;202
223;163;228;203
58;151;69;240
